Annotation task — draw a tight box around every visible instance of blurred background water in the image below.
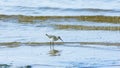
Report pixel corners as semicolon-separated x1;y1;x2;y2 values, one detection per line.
0;0;120;16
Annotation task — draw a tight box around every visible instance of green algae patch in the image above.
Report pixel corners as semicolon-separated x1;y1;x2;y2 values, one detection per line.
0;14;120;23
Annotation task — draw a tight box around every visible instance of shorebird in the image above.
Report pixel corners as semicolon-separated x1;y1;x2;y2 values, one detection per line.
46;34;63;50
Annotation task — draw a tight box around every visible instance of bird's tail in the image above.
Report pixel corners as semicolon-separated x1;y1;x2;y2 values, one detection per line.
46;34;50;38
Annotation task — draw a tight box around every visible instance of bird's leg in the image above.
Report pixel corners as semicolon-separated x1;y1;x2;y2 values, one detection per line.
52;41;54;50
50;41;52;50
51;41;54;50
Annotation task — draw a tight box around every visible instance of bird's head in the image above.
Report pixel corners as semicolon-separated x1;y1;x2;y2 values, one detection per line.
58;36;63;42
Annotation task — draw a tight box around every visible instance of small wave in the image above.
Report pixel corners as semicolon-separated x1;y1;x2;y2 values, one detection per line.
0;41;120;47
0;14;120;23
8;6;120;12
54;24;120;31
1;5;120;16
44;7;120;12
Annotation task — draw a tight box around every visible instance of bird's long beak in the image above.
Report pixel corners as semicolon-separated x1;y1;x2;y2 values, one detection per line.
59;37;64;42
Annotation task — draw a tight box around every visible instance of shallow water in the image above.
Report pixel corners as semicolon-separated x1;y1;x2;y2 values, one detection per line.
0;0;120;68
0;19;120;43
0;45;120;68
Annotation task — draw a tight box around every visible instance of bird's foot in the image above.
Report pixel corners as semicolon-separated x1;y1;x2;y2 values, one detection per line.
49;49;60;56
